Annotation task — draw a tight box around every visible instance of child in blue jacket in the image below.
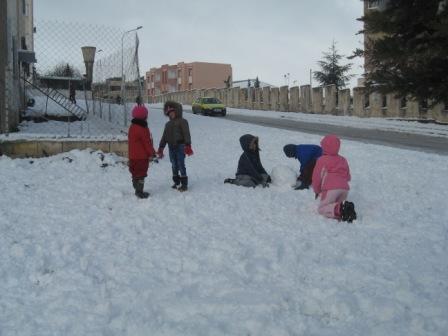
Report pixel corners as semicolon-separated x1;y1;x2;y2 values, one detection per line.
283;144;322;190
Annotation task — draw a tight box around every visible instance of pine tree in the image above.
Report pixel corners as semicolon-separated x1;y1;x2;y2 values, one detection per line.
357;0;448;104
48;63;80;78
254;76;260;88
314;41;353;90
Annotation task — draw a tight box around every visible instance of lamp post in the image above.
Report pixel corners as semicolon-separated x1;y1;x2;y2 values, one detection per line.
121;25;142;126
283;73;290;86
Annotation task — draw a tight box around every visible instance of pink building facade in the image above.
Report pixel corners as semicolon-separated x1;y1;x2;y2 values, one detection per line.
146;62;232;99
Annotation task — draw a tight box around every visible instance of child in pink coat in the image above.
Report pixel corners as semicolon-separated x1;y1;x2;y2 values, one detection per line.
312;134;357;222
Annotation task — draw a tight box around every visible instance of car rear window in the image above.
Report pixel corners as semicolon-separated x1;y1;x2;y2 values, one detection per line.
203;98;221;104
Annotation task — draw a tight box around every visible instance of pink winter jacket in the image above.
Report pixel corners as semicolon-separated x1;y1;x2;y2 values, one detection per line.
312;135;351;195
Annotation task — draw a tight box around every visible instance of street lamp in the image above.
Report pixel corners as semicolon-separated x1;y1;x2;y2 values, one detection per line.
121;25;142;126
283;73;290;86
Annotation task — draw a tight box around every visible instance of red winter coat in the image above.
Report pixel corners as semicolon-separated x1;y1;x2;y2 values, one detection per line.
128;119;155;160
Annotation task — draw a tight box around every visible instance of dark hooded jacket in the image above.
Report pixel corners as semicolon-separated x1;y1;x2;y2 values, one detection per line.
158;101;191;148
236;134;268;183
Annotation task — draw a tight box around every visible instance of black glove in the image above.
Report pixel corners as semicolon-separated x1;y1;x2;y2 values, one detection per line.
266;175;272;183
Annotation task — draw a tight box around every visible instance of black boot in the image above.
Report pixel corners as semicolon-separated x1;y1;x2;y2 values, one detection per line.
224;178;235;184
341;201;357;222
178;176;188;192
134;178;149;199
172;175;180;189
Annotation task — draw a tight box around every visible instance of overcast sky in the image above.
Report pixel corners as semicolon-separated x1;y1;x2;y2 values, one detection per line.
35;0;365;88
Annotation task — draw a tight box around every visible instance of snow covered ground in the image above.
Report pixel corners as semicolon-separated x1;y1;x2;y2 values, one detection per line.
1;105;448;335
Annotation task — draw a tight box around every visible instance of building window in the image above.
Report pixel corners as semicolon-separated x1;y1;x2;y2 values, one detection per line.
168;70;176;79
155;74;161;81
188;83;192;90
188;68;192;76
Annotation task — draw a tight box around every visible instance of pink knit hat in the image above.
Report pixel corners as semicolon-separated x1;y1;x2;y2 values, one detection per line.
131;105;148;120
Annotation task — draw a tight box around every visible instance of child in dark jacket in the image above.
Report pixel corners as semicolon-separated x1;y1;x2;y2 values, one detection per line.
157;101;193;192
128;105;156;199
312;134;357;222
283;144;322;190
224;134;271;188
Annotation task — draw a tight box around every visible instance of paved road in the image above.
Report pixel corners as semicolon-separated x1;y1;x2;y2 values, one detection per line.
179;108;448;155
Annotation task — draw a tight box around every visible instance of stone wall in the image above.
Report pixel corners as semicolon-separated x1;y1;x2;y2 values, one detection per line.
0;140;128;158
151;85;448;123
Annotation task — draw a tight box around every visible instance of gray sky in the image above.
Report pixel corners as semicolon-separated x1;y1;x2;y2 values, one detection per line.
35;0;365;88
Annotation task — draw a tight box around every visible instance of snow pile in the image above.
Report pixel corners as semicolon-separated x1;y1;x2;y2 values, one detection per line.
270;164;297;188
1;106;448;335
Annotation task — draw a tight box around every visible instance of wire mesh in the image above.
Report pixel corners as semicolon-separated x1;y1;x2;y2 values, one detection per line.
17;20;143;139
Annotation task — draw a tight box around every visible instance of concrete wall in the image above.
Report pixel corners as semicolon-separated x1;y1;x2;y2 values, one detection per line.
152;85;448;123
338;89;351;115
262;87;270;110
270;88;279;111
312;87;323;114
279;86;289;111
289;86;300;112
324;85;337;114
0;140;129;158
300;85;311;113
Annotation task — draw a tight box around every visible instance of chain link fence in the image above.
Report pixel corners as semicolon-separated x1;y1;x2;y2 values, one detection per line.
16;20;144;139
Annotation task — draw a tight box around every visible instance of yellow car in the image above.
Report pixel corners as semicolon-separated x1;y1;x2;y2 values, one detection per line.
192;97;227;116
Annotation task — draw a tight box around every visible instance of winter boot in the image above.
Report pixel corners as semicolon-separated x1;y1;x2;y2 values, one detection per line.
132;178;138;191
341;201;357;223
134;178;149;199
224;178;236;184
178;176;188;192
171;175;180;189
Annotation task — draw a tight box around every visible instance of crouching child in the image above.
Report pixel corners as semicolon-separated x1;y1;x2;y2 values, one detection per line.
312;134;357;222
283;144;322;190
224;134;271;188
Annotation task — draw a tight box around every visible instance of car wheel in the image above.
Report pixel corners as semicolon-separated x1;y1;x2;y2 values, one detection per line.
201;108;206;116
221;112;226;117
192;107;197;114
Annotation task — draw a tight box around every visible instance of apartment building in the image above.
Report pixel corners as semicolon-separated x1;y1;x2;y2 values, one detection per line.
146;62;232;98
1;0;35;134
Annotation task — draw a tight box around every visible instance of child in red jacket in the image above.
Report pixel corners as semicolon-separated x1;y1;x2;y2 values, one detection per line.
128;105;155;198
312;134;357;222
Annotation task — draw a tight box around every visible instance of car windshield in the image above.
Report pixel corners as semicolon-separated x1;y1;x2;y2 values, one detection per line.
203;98;221;104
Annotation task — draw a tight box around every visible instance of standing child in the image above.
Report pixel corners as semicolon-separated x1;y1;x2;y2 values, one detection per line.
128;105;155;199
283;144;322;190
312;134;357;222
157;101;193;192
224;134;271;188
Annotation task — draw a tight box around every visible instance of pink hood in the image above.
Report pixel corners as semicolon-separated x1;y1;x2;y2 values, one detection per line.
312;135;351;194
321;134;340;156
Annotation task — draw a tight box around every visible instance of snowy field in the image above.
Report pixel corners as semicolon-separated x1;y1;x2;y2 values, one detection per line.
1;105;448;335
